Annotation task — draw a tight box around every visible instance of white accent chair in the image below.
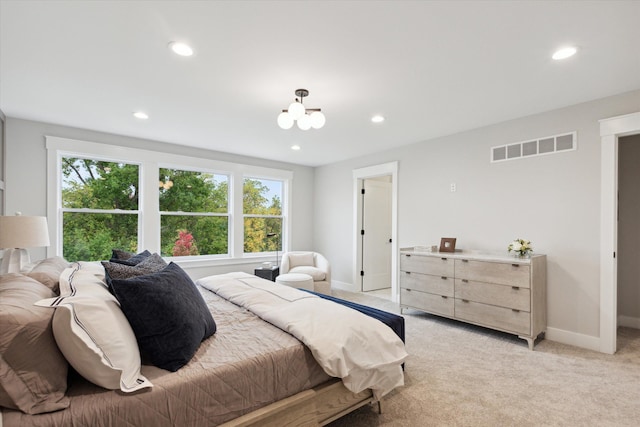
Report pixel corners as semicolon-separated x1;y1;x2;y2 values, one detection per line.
280;251;331;295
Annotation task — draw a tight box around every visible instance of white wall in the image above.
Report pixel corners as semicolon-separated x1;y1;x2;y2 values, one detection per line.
4;118;315;279
314;89;640;344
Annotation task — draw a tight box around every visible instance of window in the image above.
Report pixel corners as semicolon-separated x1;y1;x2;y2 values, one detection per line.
47;137;292;264
61;157;139;261
243;178;283;254
159;168;229;257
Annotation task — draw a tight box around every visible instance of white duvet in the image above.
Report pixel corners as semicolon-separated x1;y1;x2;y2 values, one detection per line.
196;272;407;400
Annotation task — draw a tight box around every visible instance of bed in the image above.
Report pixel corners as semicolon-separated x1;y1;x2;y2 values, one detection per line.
0;257;407;427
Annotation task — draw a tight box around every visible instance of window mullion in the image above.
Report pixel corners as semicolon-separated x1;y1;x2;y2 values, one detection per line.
232;170;244;258
143;162;160;253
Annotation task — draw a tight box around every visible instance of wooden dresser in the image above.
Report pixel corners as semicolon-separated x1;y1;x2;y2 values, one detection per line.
399;247;546;349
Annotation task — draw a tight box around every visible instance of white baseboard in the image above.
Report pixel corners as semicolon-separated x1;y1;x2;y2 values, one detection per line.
330;280;359;293
618;315;640;329
545;327;601;352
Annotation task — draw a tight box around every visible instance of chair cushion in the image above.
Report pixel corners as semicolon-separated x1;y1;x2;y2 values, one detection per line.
289;266;326;281
287;252;314;268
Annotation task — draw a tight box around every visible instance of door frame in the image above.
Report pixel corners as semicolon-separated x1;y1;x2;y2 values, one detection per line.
600;112;640;354
353;162;398;301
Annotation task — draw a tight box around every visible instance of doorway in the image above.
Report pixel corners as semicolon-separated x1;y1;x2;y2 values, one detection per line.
361;176;392;293
353;162;399;302
617;134;640;330
600;111;640;354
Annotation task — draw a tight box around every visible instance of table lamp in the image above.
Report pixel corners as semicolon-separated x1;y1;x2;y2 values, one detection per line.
266;232;279;268
0;214;50;274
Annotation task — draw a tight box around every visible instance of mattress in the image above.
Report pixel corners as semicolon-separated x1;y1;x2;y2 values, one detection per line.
1;285;331;427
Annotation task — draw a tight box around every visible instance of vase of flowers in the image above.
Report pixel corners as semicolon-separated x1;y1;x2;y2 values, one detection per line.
508;238;532;258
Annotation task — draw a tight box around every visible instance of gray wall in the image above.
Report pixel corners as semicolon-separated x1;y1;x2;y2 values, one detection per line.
314;89;640;341
5;89;640;344
4;118;315;278
618;134;640;323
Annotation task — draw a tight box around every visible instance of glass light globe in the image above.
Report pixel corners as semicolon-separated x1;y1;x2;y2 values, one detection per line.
552;46;577;60
297;114;312;130
277;112;294;129
310;111;326;129
288;101;305;120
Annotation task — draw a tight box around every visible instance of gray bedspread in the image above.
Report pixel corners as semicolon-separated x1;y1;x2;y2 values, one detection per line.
2;285;331;427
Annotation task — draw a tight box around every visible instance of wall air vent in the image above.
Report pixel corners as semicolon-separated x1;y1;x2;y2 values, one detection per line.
491;131;576;163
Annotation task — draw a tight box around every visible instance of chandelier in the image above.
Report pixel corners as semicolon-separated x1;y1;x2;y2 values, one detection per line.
277;89;326;130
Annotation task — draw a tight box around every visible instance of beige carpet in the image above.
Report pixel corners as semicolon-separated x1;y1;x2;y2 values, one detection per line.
327;290;640;427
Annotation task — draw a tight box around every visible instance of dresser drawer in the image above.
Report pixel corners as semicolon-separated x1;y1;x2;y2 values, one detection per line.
400;271;454;297
400;253;454;276
455;279;530;311
455;259;530;288
401;289;454;317
455;299;530;335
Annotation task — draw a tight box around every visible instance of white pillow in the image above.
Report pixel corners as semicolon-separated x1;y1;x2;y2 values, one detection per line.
288;252;314;268
36;262;152;392
289;266;326;281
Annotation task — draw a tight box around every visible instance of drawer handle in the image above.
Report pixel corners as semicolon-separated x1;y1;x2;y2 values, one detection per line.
462;299;469;303
440;276;447;280
405;271;411;275
512;286;520;290
441;257;448;261
511;264;520;267
462;279;469;283
441;295;448;299
406;254;411;257
512;309;520;313
461;259;469;263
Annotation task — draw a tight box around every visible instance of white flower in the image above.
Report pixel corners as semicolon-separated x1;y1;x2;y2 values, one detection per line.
508;238;533;255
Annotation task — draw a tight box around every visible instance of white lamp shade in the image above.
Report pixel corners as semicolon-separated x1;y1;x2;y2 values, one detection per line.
310;111;326;129
277;112;294;129
297;114;312;130
0;216;50;249
288;101;305;120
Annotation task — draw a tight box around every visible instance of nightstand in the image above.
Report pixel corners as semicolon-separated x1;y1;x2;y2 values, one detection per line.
254;266;279;281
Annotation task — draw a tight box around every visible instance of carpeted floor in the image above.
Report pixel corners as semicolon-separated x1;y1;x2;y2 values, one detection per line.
327;289;640;427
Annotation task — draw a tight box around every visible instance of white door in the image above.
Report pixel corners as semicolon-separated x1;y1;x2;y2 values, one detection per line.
362;178;392;291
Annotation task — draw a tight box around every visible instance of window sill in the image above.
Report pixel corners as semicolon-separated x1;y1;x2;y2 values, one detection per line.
170;254;279;269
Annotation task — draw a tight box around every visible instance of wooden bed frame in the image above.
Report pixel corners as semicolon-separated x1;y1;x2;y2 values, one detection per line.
221;379;380;427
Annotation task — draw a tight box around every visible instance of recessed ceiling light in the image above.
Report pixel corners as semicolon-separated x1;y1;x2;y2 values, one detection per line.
169;41;194;57
291;144;301;151
552;46;577;60
133;111;149;120
371;115;385;123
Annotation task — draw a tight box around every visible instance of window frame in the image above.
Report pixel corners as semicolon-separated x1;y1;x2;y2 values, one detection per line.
46;136;293;267
158;165;231;259
58;154;143;261
242;175;287;257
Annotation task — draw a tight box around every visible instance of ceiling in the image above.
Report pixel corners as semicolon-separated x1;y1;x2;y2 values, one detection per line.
1;1;639;167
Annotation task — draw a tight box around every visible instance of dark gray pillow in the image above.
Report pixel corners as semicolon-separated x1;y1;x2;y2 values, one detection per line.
102;253;167;280
109;262;216;372
111;249;134;261
109;250;151;266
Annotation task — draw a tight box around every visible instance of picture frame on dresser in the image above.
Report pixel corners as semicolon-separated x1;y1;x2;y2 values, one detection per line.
439;237;456;252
